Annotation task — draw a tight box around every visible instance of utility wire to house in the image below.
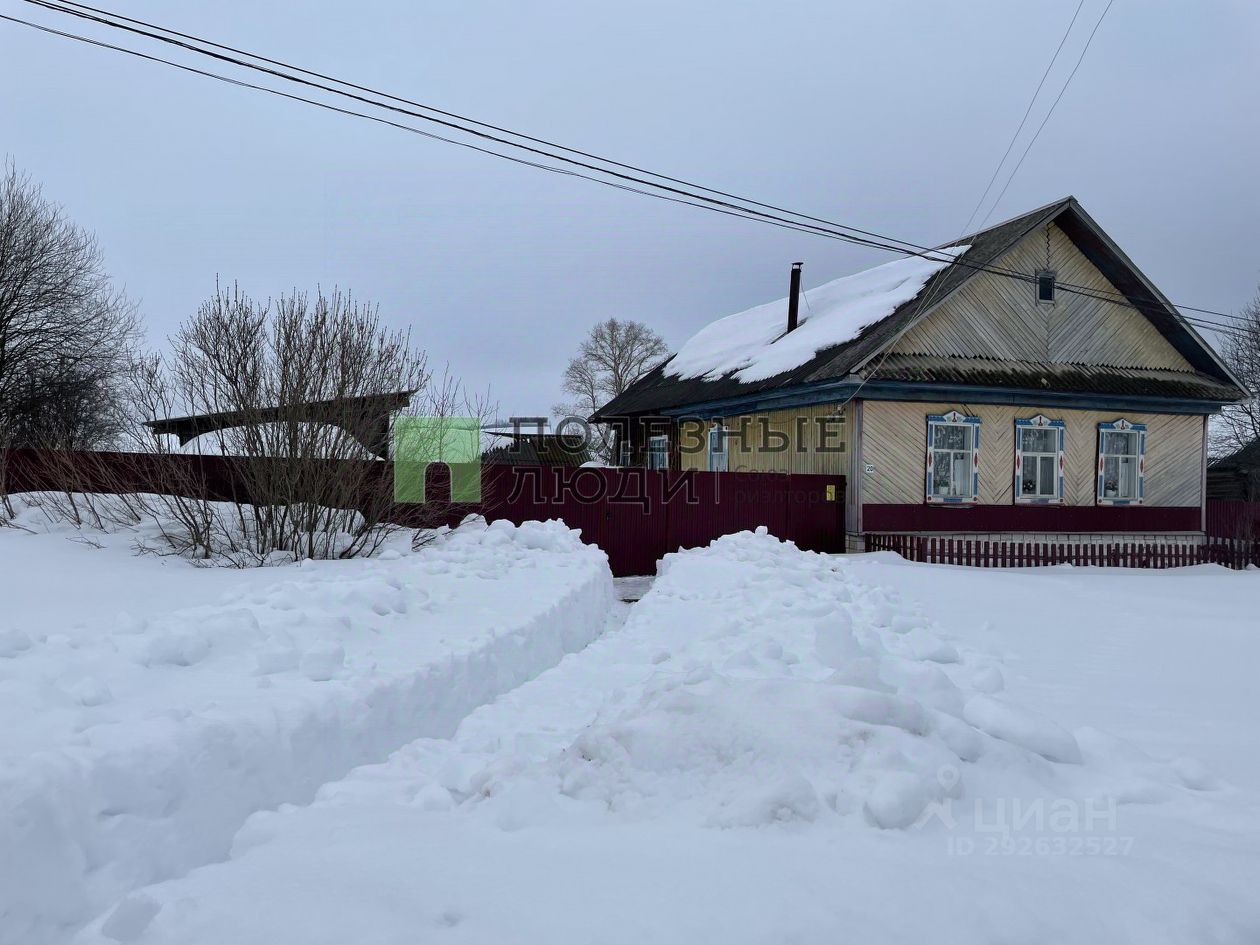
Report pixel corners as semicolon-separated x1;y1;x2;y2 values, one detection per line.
4;0;1253;347
976;0;1119;230
960;0;1089;236
17;0;1221;328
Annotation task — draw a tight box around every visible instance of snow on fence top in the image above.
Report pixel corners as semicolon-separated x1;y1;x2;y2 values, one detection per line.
665;245;970;384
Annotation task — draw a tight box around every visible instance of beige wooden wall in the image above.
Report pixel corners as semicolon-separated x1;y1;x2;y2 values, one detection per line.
860;399;1205;507
893;223;1193;371
677;403;850;474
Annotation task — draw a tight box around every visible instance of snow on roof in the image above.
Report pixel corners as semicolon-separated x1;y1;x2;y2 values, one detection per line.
664;245;970;384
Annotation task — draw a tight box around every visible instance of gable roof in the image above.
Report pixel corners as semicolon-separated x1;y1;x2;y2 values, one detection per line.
594;198;1244;418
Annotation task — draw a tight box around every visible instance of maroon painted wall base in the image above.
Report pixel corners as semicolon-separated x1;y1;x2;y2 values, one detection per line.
862;503;1201;533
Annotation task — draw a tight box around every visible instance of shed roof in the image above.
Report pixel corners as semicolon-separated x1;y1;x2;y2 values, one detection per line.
1209;437;1260;472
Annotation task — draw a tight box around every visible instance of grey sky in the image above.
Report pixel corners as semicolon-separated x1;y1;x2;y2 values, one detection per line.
3;0;1258;416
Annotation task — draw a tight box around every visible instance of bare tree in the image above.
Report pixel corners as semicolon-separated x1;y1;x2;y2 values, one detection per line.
1212;286;1260;458
0;159;138;450
553;318;669;462
126;282;490;564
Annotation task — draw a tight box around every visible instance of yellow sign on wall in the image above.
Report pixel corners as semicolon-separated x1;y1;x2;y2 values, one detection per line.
825;484;836;502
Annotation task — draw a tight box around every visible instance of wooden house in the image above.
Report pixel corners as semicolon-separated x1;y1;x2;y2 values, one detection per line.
593;198;1245;550
1207;438;1260;502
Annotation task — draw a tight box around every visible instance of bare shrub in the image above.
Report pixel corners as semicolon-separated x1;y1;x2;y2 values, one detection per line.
127;283;490;565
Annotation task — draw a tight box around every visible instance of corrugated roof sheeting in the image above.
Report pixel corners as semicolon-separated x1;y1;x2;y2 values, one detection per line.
595;198;1242;418
867;354;1242;402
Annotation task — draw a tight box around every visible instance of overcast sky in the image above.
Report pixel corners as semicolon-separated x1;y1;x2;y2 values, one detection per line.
3;0;1258;416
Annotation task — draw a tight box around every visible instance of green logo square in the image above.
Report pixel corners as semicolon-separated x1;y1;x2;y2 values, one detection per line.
393;416;482;502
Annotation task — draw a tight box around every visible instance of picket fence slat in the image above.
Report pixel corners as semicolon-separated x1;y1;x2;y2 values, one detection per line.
866;534;1250;572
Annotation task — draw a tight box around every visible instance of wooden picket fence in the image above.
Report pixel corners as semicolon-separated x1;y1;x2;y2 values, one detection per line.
865;533;1260;571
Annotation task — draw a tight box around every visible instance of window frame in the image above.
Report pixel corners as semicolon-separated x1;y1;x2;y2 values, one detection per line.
707;424;729;472
1036;269;1057;305
1096;418;1146;505
647;434;669;471
925;410;981;504
1013;415;1065;505
618;440;631;467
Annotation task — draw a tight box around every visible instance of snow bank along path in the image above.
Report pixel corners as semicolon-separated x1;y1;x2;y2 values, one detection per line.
72;530;1260;945
0;519;614;945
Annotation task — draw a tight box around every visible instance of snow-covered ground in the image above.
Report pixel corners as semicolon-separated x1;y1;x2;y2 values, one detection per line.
845;553;1260;792
0;510;614;945
60;531;1260;945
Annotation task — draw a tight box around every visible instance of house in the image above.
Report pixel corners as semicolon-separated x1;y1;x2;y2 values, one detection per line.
1207;438;1260;502
593;198;1246;551
482;419;591;467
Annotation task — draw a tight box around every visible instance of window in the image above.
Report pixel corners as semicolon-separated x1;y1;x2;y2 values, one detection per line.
707;425;729;472
1097;419;1145;503
1014;416;1064;502
926;411;980;502
647;434;669;470
618;440;631;467
1036;269;1056;304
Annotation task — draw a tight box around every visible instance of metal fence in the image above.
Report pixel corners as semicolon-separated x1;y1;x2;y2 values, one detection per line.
1;449;845;577
479;466;845;576
1205;499;1260;541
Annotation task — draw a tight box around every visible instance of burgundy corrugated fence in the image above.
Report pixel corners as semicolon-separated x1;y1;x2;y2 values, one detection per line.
866;533;1259;570
1205;499;1260;541
0;449;845;577
479;466;844;576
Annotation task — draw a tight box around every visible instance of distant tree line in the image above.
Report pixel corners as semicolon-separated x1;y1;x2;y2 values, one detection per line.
0;160;138;450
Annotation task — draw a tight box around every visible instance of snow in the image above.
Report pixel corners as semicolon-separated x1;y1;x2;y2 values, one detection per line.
0;511;614;945
665;246;969;383
62;530;1260;945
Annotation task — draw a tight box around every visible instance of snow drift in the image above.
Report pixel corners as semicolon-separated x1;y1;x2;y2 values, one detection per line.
0;517;613;945
68;530;1260;945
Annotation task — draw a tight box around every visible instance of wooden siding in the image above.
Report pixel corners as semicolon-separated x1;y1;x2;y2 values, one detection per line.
677;403;849;474
892;223;1193;371
860;399;1204;508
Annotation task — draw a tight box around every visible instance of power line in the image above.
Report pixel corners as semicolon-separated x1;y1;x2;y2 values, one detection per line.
14;0;1239;325
25;0;946;263
6;1;1253;348
0;10;941;254
16;0;939;263
961;0;1088;236
977;0;1117;228
0;6;1073;291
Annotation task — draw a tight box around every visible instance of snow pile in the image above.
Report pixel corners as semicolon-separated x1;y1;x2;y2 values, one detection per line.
461;528;1183;834
0;517;613;945
67;530;1260;945
665;246;968;383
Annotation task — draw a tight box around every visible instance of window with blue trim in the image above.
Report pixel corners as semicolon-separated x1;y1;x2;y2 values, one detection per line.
1097;419;1145;503
926;411;980;502
1015;415;1064;503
